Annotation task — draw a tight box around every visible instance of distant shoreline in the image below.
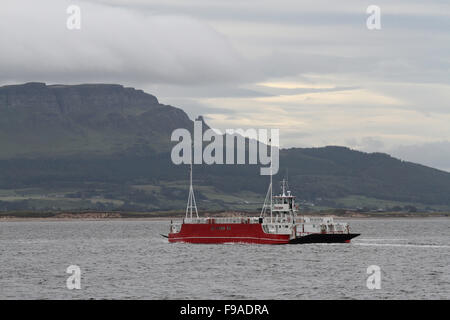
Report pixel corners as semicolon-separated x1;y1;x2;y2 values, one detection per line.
0;211;448;221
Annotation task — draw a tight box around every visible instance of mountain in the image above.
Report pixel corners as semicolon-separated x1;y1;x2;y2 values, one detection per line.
1;82;450;214
280;147;450;207
0;82;191;158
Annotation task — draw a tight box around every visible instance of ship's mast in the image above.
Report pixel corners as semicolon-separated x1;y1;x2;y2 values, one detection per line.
186;144;199;219
260;138;273;222
270;138;273;222
286;168;289;191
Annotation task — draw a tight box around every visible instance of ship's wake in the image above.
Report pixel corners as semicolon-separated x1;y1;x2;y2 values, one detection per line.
353;242;450;249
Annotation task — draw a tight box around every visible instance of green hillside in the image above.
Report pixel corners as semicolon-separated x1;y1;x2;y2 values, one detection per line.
1;82;450;214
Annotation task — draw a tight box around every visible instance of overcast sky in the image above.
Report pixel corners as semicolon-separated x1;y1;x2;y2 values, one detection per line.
1;0;450;171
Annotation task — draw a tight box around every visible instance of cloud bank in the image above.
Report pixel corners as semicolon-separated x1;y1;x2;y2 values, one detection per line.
0;0;253;85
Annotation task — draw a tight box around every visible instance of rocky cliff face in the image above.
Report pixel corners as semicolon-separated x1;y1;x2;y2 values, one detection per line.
0;82;193;158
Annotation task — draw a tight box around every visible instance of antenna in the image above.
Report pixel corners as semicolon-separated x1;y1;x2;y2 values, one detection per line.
286;168;289;190
186;144;198;219
281;178;286;196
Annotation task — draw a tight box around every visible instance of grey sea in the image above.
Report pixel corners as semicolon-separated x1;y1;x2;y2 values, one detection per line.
1;218;449;299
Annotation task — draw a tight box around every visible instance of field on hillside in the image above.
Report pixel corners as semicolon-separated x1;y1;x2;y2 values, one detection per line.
1;182;449;214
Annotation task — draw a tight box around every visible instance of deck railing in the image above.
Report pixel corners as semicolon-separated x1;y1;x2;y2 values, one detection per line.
183;217;261;224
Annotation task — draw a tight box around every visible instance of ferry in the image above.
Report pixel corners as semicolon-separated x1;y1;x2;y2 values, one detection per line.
166;163;360;245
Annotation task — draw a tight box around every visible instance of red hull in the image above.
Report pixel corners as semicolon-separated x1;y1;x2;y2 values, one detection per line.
169;223;290;244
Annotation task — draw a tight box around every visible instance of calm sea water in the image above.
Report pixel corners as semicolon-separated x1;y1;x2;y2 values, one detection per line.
0;218;449;299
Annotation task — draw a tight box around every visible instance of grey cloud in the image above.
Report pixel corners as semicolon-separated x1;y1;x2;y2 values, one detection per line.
145;84;271;99
156;97;236;120
347;137;386;152
389;141;450;172
84;1;450;31
0;0;256;85
254;85;360;96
